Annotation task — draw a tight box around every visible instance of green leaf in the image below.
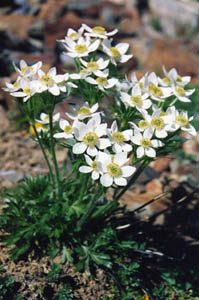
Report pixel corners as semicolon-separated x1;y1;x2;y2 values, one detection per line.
61;246;73;263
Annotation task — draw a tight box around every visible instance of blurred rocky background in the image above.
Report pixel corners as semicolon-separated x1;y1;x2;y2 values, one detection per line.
1;3;199;289
0;0;199;205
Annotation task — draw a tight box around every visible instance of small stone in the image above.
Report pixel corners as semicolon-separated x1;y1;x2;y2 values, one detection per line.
0;170;24;183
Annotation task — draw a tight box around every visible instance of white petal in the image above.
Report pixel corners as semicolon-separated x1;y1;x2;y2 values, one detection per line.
49;85;60;96
120;55;133;63
79;166;92;173
48;67;56;77
145;147;156;158
100;174;113;187
116;43;129;54
60;119;69;130
155;129;167;138
53;132;72;139
151;139;164;148
87;146;98;156
114;152;128;166
121;166;136;177
84;154;93;166
85;77;97;85
112;143;122;153
122;143;132;152
73;142;87;154
95;124;107;137
97;138;111;149
114;177;127;186
92;171;99;180
137;146;144;158
89;39;100;52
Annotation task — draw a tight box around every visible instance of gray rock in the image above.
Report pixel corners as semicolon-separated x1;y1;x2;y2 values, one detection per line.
28;20;45;40
0;170;24;183
148;0;199;37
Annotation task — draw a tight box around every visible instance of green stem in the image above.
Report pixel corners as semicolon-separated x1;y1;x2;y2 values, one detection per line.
90;198;118;220
115;158;151;201
49;111;61;197
32;124;54;185
77;188;102;229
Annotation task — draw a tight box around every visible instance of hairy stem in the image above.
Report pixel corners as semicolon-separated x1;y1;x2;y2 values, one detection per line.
49;111;61;197
32;124;54;185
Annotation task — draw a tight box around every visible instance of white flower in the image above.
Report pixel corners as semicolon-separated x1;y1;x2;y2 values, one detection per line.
72;114;111;156
38;67;67;96
162;66;191;87
147;72;172;101
3;77;22;93
102;39;133;65
130;72;148;92
79;58;109;77
36;112;60;124
85;71;118;92
14;60;42;78
97;151;136;187
82;24;118;39
129;120;149;132
79;154;101;180
172;85;195;103
120;84;152;111
131;128;164;158
53;119;74;139
59;27;84;42
29;122;48;135
66;102;99;121
63;36;100;58
107;121;133;153
165;107;196;136
141;108;172;138
11;78;42;102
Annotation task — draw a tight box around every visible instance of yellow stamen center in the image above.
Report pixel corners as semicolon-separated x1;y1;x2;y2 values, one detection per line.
162;77;171;85
13;81;18;88
75;44;88;54
138;120;149;130
96;77;107;86
23;88;31;94
130;95;142;106
175;86;185;96
40;74;54;86
160;112;166;117
80;70;87;74
44;115;49;122
149;84;163;97
175;115;188;127
78;107;91;115
107;163;121;177
69;32;78;40
151;117;165;130
92;26;106;35
87;62;99;72
110;47;120;58
177;75;182;82
83;132;98;146
112;132;125;144
64;125;72;134
21;66;33;73
140;138;151;148
29;122;44;135
91;160;98;171
139;82;144;90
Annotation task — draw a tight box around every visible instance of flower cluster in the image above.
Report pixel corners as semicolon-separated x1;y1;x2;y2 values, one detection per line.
4;61;78;101
4;24;196;188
